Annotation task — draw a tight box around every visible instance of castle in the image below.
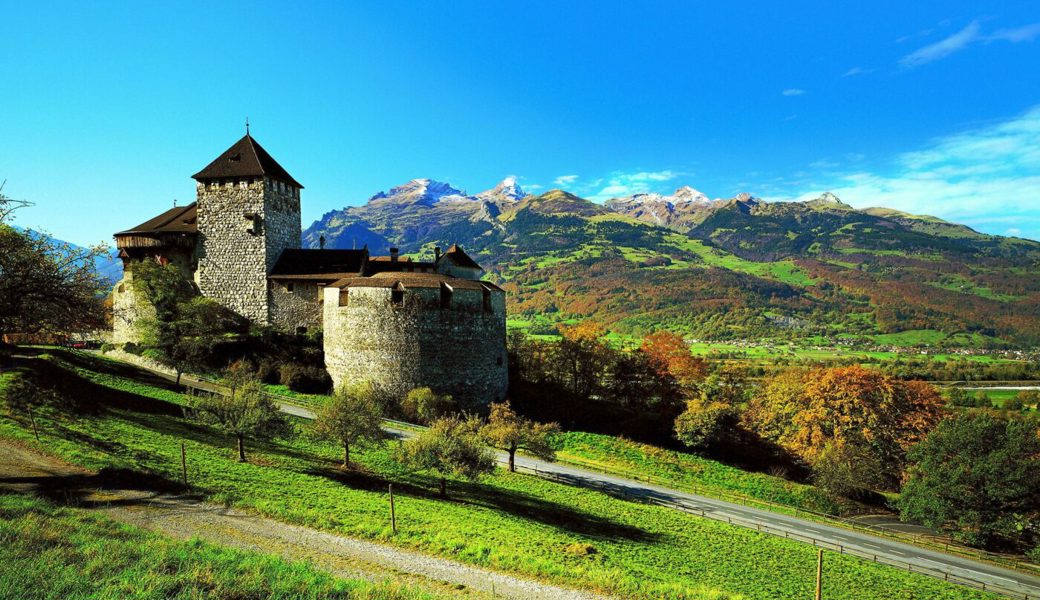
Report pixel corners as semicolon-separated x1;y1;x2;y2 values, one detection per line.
111;132;508;406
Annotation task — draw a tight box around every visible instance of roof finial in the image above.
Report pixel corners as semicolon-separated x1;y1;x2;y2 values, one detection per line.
245;117;250;136
173;198;178;207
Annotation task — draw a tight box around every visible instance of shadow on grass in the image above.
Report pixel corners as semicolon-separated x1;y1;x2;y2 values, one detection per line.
303;462;659;544
0;467;192;509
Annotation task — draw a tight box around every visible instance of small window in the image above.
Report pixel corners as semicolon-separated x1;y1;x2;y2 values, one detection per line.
117;283;125;293
286;282;295;293
482;287;492;313
391;289;404;306
496;355;503;366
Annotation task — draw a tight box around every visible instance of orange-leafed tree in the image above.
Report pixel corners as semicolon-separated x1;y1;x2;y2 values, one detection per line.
748;365;945;492
640;331;708;392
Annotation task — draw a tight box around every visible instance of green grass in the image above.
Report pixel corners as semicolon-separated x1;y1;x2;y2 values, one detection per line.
0;354;997;600
664;236;817;287
0;492;448;600
555;432;855;515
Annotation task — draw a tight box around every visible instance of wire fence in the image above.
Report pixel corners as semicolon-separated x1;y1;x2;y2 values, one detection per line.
515;462;1037;600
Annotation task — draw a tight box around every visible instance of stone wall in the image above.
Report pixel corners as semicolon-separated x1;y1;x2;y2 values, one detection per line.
323;284;508;408
110;270;154;344
269;280;322;333
195;177;301;324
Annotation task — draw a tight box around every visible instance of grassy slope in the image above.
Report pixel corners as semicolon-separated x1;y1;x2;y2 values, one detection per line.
555;433;854;515
0;493;445;600
0;354;994;600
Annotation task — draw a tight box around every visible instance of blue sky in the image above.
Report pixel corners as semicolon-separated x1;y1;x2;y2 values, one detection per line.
2;1;1039;244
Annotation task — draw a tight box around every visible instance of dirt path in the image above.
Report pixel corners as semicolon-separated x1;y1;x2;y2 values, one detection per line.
0;439;607;600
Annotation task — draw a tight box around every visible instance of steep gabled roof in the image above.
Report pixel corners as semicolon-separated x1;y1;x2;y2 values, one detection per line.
269;249;366;278
192;134;303;188
115;203;198;236
439;244;482;270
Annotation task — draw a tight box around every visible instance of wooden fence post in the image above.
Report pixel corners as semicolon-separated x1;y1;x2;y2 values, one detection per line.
27;405;40;443
180;443;188;489
389;484;397;533
815;549;823;600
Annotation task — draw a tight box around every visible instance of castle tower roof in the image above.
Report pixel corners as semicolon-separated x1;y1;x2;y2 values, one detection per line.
439;244;482;270
192;134;303;188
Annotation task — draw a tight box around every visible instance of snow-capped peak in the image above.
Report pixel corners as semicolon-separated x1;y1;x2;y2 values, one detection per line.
373;178;467;205
672;186;709;205
476;176;527;202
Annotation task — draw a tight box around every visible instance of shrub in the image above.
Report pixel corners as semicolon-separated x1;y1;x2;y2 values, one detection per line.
401;387;456;424
279;363;332;394
254;358;281;385
1029;545;1040;564
122;342;143;356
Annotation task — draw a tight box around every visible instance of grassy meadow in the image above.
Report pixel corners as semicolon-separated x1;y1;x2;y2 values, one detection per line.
0;350;997;600
0;493;452;600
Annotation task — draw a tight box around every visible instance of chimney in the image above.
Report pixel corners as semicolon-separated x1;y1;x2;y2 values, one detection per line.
434;246;441;261
319;234;326;250
390;247;399;263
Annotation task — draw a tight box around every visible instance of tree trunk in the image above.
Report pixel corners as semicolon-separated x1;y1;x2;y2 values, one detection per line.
237;435;246;462
439;477;447;498
508;447;516;472
343;442;350;467
175;370;182;388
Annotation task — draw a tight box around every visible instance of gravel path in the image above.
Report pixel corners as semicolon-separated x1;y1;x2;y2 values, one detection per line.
0;439;607;600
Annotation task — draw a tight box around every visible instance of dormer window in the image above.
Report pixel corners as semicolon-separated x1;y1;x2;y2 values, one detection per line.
391;282;405;307
440;283;453;309
481;286;492;313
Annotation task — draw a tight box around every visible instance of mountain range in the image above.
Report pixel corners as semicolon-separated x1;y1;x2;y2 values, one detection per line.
303;178;1040;346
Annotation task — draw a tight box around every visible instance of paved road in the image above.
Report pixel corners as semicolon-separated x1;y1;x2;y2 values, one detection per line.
97;351;1040;599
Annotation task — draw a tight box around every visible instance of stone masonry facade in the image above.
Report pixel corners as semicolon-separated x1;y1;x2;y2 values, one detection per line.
323;284;508;408
196;178;301;324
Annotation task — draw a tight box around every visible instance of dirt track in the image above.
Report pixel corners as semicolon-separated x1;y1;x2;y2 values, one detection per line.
0;439;606;600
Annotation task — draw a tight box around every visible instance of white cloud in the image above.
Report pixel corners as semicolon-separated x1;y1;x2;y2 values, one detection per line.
900;20;981;67
553;174;579;186
778;105;1040;241
900;20;1040;68
782;88;806;96
585;170;683;202
990;22;1040;43
841;67;874;77
1007;227;1023;236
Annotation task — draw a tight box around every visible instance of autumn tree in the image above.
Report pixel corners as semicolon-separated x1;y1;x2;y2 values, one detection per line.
747;366;945;491
313;382;388;467
640;330;707;392
481;401;559;472
554;321;612;398
674;399;737;450
191;379;291;462
898;412;1040;549
399;415;495;497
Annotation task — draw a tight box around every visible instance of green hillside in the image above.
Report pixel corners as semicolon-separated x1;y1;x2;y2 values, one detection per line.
303;186;1040;347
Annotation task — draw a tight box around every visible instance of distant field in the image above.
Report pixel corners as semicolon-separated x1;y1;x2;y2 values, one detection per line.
0;352;994;600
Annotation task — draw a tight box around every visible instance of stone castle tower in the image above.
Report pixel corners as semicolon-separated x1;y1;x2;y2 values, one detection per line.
192;134;303;324
112;132;508;406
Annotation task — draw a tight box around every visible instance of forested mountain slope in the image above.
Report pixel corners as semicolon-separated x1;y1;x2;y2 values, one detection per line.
304;180;1040;346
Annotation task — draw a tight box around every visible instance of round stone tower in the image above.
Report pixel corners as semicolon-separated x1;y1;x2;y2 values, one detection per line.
192;133;302;324
322;272;508;408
